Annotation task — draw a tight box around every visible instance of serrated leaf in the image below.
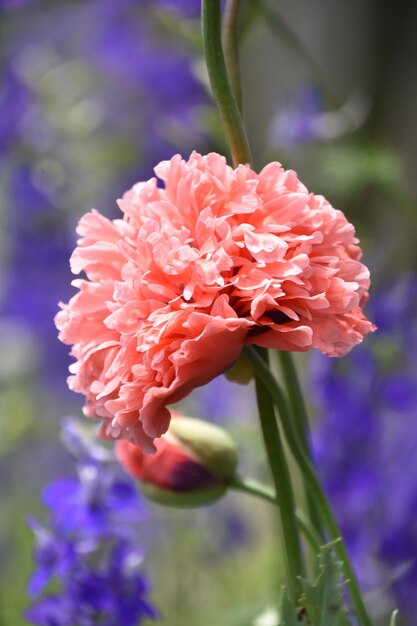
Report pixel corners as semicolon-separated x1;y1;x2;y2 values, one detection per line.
300;541;352;626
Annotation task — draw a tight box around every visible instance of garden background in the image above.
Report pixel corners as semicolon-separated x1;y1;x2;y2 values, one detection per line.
1;1;417;624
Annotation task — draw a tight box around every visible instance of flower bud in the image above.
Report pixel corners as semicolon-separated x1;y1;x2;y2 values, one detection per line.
225;353;254;384
116;415;238;507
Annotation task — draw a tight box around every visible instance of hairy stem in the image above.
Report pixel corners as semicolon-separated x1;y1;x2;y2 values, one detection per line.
254;353;304;601
222;0;243;113
243;345;373;626
275;351;324;540
201;0;252;166
231;476;321;555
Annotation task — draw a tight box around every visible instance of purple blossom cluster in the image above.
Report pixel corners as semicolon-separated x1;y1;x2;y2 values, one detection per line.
26;418;157;626
309;275;417;623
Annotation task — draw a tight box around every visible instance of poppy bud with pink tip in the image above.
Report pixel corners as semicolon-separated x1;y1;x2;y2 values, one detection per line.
115;415;238;507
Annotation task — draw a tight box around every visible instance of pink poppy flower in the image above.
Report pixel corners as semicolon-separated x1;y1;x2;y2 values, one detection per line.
56;152;374;452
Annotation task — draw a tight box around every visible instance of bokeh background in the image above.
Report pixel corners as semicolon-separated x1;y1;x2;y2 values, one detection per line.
1;0;417;624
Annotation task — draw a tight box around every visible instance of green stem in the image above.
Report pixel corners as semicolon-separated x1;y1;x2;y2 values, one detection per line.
244;345;373;626
275;351;324;540
201;0;252;166
231;476;321;555
222;0;243;113
254;367;304;601
276;352;310;449
231;475;277;504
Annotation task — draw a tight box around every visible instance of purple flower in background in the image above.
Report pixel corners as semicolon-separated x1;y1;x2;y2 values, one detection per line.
28;543;157;626
270;84;369;147
271;86;323;146
309;274;417;624
192;374;257;424
0;69;32;155
25;596;75;626
155;0;201;18
42;463;146;538
2;0;35;8
42;419;146;537
26;418;157;625
1;167;75;387
27;555;157;626
26;519;75;597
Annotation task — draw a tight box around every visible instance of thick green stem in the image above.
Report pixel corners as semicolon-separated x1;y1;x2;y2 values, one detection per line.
222;0;243;113
201;0;252;166
254;369;304;601
276;352;310;449
244;345;373;626
231;476;321;555
276;351;324;540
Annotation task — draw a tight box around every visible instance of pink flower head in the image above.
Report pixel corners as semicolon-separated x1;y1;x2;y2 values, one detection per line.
56;152;374;452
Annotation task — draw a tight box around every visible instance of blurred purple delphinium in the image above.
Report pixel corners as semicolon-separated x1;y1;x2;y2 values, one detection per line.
154;0;201;18
270;84;369;147
271;86;324;146
26;418;157;626
309;274;417;624
1;0;208;388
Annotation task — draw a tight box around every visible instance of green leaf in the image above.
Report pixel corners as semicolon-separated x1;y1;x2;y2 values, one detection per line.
300;541;352;626
273;545;356;626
